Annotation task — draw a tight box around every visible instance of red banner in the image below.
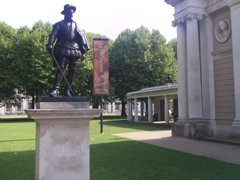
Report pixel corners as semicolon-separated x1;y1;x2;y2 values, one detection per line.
93;38;109;95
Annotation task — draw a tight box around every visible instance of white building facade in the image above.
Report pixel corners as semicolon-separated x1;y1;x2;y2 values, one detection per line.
0;99;29;115
165;0;240;139
127;85;178;123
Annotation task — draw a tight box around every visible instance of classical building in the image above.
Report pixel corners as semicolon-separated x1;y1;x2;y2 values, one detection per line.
126;84;178;123
102;100;123;114
165;0;240;139
0;99;29;115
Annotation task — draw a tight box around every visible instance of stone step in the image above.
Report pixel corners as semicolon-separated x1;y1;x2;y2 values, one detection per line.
199;137;240;146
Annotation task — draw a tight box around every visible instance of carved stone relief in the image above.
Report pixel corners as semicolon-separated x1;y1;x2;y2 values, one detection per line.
214;17;231;43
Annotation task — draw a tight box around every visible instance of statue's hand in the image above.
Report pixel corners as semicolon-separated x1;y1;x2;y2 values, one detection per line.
46;44;53;54
81;55;85;61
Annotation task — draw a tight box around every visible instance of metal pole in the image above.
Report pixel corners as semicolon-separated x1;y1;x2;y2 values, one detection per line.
51;52;75;96
100;96;103;134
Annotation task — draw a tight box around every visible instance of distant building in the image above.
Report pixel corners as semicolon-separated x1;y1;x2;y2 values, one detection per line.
0;99;29;115
1;98;123;116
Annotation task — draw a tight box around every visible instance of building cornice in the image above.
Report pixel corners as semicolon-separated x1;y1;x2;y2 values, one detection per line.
228;0;240;7
165;0;185;7
204;0;240;14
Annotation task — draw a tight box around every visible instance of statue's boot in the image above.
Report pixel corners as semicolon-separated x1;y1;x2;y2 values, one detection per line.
64;89;72;97
50;58;67;97
50;72;63;97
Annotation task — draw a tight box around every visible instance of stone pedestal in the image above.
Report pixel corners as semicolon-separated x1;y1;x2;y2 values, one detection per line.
25;97;102;180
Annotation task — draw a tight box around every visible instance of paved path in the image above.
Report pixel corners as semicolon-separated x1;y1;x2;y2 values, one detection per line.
113;130;240;165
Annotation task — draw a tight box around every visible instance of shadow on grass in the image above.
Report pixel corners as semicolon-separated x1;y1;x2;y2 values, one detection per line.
0;150;35;180
0;140;239;180
92;115;127;121
90;140;240;180
0;118;34;123
93;115;172;131
0;139;35;143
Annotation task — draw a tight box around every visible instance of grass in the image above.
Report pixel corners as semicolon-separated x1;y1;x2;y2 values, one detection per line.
0;114;240;180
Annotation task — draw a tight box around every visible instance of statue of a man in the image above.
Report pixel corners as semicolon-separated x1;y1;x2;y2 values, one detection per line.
46;4;90;97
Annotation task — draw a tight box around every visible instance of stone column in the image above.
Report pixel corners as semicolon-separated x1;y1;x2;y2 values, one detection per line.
112;102;116;113
106;102;109;113
154;97;160;121
230;2;240;126
127;100;130;121
176;22;188;121
140;100;144;120
0;107;4;115
186;16;203;119
147;97;153;122
199;17;211;120
204;16;216;123
127;99;132;121
164;96;169;124
134;98;138;122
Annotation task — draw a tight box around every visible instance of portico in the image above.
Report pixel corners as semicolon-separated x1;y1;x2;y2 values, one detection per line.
126;85;178;123
165;0;240;139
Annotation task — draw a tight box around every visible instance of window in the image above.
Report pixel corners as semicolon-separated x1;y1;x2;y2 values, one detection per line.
17;104;22;111
6;104;11;112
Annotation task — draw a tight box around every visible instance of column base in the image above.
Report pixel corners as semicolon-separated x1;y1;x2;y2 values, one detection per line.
172;119;212;139
232;119;240;127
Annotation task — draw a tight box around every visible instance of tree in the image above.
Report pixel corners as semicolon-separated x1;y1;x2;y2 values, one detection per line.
0;22;23;107
14;21;54;107
168;38;177;60
109;26;177;116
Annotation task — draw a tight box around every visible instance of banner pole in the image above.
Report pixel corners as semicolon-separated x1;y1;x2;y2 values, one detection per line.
100;95;103;134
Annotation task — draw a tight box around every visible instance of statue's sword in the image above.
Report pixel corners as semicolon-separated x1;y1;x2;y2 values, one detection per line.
51;52;75;96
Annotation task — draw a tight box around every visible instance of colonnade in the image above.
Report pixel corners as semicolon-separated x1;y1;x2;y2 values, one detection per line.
127;95;178;124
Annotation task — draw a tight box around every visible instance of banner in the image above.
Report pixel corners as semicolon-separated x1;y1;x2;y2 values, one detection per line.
93;38;109;95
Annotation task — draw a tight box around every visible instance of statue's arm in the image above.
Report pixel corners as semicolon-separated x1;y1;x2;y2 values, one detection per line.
75;23;90;52
46;23;60;53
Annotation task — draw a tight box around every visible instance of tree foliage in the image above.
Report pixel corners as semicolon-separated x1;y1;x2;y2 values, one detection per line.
15;21;54;99
0;21;54;107
109;26;177;115
0;22;22;107
168;38;177;60
0;21;177;111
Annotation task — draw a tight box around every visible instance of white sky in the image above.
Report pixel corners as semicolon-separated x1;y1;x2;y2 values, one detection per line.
0;0;176;41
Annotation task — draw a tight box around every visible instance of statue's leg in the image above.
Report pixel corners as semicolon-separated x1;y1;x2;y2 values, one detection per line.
50;57;67;97
64;58;78;96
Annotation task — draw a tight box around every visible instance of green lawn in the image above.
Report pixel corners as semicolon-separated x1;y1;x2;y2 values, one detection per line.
0;115;239;180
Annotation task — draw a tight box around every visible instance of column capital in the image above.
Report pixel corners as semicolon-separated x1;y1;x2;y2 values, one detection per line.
172;12;206;27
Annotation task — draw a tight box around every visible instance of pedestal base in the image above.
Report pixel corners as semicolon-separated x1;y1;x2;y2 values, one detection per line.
25;109;102;180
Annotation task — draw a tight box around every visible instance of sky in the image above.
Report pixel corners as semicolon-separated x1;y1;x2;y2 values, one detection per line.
0;0;176;41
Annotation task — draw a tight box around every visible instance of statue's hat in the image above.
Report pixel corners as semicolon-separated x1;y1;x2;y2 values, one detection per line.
61;4;76;15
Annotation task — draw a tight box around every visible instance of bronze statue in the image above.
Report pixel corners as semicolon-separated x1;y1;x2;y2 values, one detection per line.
46;4;90;97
